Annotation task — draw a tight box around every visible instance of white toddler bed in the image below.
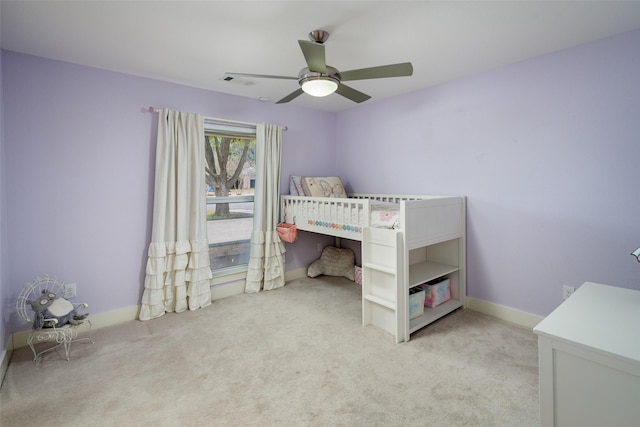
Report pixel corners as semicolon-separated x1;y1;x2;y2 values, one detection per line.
280;193;428;240
281;176;466;342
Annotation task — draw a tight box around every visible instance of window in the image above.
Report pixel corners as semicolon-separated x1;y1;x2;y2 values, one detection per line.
204;122;256;274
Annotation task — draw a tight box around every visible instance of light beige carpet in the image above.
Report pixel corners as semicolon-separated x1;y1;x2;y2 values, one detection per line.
0;276;539;426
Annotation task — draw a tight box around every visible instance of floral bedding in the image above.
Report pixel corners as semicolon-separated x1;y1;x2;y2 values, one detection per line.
370;201;401;229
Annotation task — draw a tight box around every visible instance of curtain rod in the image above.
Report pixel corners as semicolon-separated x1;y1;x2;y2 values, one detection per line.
148;107;287;131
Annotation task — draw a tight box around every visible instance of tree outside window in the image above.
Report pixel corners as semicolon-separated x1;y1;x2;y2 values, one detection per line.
205;133;256;271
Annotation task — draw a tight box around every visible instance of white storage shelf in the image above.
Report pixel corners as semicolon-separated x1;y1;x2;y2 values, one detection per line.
406;247;464;336
362;196;466;342
408;261;458;288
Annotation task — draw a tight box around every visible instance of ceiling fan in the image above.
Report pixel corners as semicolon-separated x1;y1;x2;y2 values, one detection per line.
225;30;413;104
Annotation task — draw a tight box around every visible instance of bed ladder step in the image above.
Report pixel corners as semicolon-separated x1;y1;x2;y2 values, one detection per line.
363;294;396;310
362;262;395;275
362;228;406;343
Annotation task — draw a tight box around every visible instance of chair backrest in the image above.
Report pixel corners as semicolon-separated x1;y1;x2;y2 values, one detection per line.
16;274;65;325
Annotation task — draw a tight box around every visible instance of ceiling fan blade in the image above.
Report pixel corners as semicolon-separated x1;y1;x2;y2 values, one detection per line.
340;62;413;81
276;88;305;104
298;40;326;73
225;72;297;80
335;84;371;103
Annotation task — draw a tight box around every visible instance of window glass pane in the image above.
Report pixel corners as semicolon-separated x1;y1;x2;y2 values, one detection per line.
204;132;256;272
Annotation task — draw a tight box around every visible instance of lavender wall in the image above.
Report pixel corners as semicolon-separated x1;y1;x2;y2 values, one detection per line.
336;29;640;317
1;51;335;333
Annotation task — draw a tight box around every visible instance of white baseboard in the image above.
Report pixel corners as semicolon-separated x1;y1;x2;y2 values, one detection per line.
211;279;245;299
285;267;307;282
210;267;307;298
465;296;543;330
88;305;141;330
11;305;140;350
8;270;309;351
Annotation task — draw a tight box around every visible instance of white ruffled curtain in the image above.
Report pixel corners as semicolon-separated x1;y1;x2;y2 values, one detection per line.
140;109;213;320
245;123;286;292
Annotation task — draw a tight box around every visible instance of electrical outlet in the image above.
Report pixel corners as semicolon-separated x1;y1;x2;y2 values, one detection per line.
562;285;575;300
63;283;77;299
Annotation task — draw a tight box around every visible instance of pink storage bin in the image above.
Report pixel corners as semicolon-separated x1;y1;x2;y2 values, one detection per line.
409;288;425;319
424;278;451;308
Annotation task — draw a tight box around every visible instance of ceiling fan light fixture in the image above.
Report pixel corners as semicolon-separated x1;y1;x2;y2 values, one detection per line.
228;31;411;104
300;76;339;97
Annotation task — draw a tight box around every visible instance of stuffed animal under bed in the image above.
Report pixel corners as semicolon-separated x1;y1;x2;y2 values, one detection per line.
27;290;89;330
307;246;356;281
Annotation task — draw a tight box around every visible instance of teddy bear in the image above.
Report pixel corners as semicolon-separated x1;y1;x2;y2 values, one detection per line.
27;290;89;330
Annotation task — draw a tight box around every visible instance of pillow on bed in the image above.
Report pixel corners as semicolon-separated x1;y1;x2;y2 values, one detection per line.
289;175;304;196
301;176;347;198
371;209;401;229
370;201;401;229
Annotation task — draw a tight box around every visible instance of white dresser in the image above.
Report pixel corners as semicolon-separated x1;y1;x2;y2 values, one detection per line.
533;282;640;427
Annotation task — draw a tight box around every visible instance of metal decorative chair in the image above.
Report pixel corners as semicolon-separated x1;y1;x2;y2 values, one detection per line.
16;274;93;361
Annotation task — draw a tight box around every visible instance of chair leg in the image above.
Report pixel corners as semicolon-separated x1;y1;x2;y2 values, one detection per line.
29;334;65;362
27;334;38;362
69;320;94;347
63;339;71;361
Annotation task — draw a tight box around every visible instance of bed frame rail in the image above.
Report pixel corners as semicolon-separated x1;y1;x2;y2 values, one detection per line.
280;193;442;241
281;195;371;240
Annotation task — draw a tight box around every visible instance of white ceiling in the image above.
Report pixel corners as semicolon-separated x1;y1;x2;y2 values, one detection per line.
3;1;640;112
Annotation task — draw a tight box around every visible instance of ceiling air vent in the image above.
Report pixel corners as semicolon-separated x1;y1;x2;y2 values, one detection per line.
221;75;255;86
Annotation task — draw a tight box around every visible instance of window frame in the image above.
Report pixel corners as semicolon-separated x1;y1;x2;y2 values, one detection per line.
204;121;257;279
